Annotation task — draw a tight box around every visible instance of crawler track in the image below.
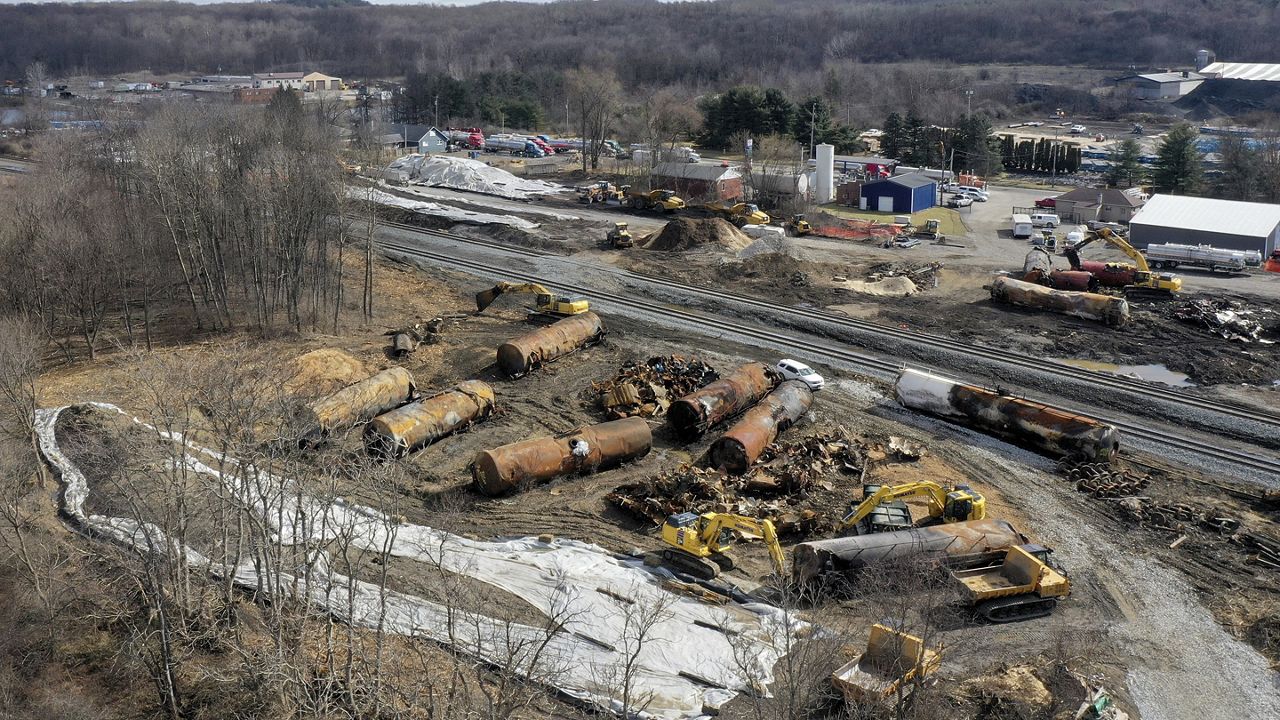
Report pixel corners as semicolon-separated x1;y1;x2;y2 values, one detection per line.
374;220;1280;477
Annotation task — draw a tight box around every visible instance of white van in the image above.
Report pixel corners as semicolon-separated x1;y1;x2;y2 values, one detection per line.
1012;214;1034;239
1030;213;1060;228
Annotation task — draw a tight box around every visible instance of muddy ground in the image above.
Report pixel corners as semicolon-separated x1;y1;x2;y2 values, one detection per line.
45;253;1280;719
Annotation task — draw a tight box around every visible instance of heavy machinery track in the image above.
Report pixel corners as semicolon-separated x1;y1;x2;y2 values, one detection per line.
373;221;1280;478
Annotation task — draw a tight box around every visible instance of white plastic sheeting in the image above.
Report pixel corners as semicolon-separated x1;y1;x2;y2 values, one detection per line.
348;187;540;230
384;154;567;199
36;403;798;718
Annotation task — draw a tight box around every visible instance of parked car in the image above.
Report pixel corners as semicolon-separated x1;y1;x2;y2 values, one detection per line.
947;195;973;208
1086;220;1127;235
776;359;825;391
1069;124;1087;134
958;187;989;202
1030;213;1061;228
1034;197;1056;209
942;182;960;192
893;237;922;248
1025;121;1045;127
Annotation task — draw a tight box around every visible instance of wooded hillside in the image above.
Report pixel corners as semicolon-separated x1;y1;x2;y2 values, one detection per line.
2;0;1277;85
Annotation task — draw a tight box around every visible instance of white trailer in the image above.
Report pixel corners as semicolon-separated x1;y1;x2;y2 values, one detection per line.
1012;214;1033;239
1143;243;1252;272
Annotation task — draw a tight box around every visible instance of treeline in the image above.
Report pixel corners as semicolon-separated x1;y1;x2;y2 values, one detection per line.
0;93;365;362
394;70;561;130
878;112;1003;176
3;0;1278;88
998;134;1084;174
697;87;862;153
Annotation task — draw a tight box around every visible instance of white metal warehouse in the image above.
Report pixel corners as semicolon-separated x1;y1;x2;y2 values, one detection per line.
1128;194;1280;255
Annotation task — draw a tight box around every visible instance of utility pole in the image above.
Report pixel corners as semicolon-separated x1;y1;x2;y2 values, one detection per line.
499;109;505;135
808;103;818;160
565;100;570;134
965;89;974;117
433;94;438;128
1051;129;1059;187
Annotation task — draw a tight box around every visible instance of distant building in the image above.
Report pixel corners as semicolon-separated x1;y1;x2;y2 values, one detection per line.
417;128;450;154
303;72;342;93
1197;62;1280;82
253;72;305;91
1128;194;1280;255
193;74;253;85
1051;187;1146;224
233;88;281;105
650;162;744;202
1115;71;1203;99
859;173;937;214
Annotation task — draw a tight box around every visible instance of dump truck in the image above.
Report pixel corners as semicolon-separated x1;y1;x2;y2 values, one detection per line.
951;544;1070;622
831;624;942;705
703;201;771;227
624;187;686;212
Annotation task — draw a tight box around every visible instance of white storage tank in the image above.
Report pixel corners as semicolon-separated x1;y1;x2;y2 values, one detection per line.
816;143;835;204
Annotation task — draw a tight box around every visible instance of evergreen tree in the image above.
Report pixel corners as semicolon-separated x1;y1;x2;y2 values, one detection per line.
881;112;905;159
950;114;999;176
1107;138;1144;187
1216;135;1262;201
1152;122;1203;194
903;110;926;165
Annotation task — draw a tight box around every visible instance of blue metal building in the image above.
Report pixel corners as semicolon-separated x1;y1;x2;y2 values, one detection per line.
859;173;937;213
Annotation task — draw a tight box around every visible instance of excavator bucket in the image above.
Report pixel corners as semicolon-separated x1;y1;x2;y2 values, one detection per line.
475;286;504;312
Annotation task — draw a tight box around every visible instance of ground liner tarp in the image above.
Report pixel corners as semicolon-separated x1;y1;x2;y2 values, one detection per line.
36;403;799;718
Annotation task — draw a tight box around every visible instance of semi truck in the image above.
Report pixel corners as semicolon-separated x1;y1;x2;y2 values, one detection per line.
484;135;545;157
1143;243;1259;272
444;128;485;150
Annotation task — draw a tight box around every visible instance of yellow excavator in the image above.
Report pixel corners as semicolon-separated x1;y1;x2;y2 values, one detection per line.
837;481;986;536
1065;227;1182;293
660;511;786;580
475;281;589;318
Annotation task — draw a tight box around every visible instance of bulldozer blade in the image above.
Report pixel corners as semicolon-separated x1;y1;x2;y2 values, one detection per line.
475;287;502;312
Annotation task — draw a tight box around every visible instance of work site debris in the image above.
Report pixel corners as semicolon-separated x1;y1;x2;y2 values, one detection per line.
867;261;943;290
590;356;718;419
1057;461;1150;498
1172;298;1274;343
607;431;865;537
386;318;445;358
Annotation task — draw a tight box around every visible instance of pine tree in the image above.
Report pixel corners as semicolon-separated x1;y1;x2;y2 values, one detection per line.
1107;138;1145;188
881;112;905;159
1152;123;1203;194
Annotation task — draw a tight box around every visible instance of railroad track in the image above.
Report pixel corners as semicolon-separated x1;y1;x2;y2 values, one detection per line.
374;221;1280;477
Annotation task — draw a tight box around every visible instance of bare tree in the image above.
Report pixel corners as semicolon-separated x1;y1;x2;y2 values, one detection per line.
567;67;621;173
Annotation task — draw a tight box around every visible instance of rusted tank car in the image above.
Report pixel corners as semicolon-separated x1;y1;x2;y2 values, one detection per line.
471;416;652;496
305;367;416;437
1048;270;1097;292
990;275;1129;327
792;519;1026;586
667;362;779;440
1080;260;1135;288
895;368;1120;462
708;380;814;473
365;380;496;458
496;312;605;378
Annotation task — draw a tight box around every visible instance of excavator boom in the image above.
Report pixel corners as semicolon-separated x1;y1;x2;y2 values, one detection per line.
475;281;589;316
839;481;985;535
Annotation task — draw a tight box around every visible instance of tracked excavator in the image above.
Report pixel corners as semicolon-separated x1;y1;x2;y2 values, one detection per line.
475;281;589;319
1065;228;1182;293
659;511;786;580
837;481;986;536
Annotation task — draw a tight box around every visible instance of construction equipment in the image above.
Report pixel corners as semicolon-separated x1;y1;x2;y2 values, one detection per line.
703;201;772;227
831;623;943;705
625;187;686;212
606;222;633;248
1265;249;1280;273
912;218;944;242
1065;228;1182;293
837;481;986;536
475;281;589;318
578;181;624;204
951;544;1070;622
659;511;786;580
784;214;813;236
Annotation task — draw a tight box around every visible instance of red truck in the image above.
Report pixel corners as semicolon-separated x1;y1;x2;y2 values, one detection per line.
1035;197;1057;209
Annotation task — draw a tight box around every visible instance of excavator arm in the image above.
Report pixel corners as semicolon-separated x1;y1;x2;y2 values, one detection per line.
701;514;787;577
475;281;555;312
838;482;985;534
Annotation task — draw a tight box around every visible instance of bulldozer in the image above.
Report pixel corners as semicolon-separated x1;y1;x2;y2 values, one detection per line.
475;281;589;319
837;481;986;536
624;187;686;213
784;214;813;236
658;511;786;580
606;222;633;248
913;219;945;242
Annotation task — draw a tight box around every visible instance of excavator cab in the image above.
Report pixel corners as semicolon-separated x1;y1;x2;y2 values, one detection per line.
658;511;786;580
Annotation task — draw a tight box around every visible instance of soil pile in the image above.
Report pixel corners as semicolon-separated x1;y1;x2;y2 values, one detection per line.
286;349;368;396
642;218;753;252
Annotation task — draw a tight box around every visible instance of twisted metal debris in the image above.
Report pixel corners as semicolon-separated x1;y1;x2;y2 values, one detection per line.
591;356;718;420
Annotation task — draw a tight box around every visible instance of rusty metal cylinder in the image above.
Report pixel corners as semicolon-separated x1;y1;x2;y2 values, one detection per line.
496;312;605;378
895;368;1121;462
1081;260;1135;288
709;380;814;474
306;367;416;435
392;333;415;358
990;275;1129;327
792;519;1025;585
1048;269;1096;292
471;417;652;496
667;362;779;440
365;380;496;458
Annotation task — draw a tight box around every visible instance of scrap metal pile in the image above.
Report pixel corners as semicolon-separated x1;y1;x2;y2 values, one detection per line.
867;261;944;290
1172;298;1274;343
607;432;865;537
591;356;718;419
1057;461;1151;498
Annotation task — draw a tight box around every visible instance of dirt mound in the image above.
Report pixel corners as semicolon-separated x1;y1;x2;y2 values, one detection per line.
286;349;369;396
642;218;753;252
